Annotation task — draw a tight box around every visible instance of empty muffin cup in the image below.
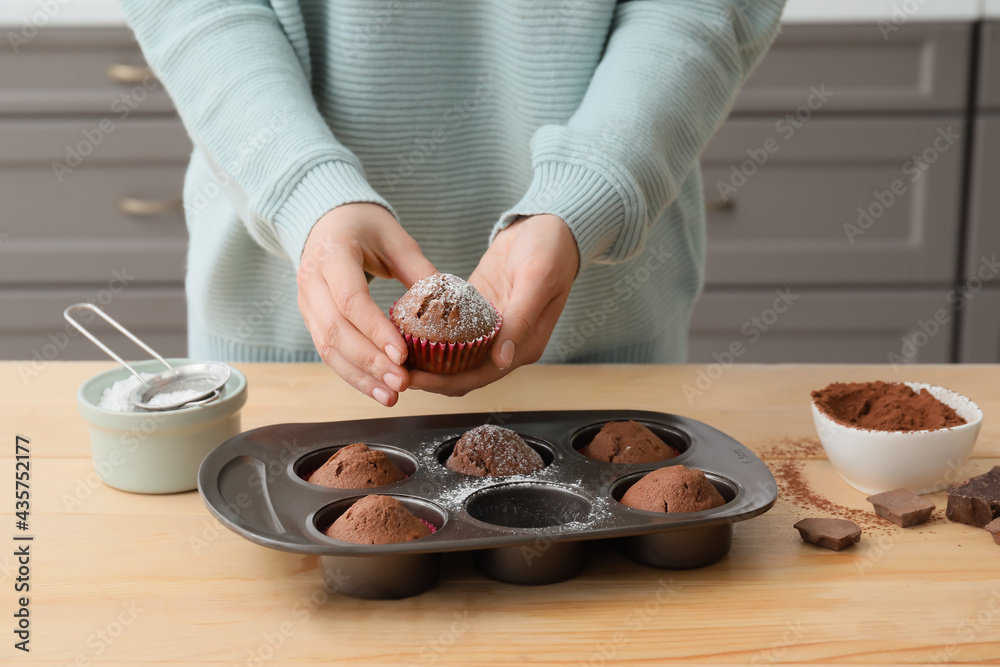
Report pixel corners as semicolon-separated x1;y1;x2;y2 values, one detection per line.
466;482;592;584
472;540;587;586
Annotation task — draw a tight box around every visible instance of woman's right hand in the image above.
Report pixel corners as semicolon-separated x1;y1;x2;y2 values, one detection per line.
297;203;436;407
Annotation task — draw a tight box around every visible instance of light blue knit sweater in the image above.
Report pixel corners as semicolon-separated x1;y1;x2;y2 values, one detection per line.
120;0;784;364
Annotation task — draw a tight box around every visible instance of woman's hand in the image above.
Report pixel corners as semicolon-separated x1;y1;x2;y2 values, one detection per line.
297;203;436;406
409;214;579;396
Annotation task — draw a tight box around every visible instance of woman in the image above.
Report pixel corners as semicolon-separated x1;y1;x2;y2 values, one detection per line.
121;0;785;405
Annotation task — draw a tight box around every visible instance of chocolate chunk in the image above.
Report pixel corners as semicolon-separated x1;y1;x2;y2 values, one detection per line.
793;518;862;551
866;488;935;527
946;466;1000;528
985;518;1000;546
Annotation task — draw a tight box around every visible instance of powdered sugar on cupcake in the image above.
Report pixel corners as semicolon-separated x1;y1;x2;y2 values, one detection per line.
391;273;497;343
446;425;545;477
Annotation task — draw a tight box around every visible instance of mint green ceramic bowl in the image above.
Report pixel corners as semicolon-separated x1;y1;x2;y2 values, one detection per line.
76;359;248;494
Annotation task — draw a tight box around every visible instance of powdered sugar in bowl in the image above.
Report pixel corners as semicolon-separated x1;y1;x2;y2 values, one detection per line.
76;358;248;493
811;381;983;495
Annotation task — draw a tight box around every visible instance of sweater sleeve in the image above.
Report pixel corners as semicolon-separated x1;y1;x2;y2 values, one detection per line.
495;0;785;267
119;0;393;265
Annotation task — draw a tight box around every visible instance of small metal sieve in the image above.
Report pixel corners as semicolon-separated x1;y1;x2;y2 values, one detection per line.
63;303;231;411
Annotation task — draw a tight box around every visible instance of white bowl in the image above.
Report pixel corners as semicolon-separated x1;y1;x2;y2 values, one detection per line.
811;382;983;495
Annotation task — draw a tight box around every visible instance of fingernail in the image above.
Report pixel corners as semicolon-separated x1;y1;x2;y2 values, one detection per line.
372;387;391;405
498;339;515;370
385;344;404;366
383;373;403;392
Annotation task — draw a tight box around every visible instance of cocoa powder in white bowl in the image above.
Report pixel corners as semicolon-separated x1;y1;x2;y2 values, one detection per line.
811;381;983;495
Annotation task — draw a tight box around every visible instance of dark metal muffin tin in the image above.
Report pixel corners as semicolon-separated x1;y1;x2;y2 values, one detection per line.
198;410;777;599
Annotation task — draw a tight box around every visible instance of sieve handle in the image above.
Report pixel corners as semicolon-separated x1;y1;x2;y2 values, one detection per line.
63;303;173;380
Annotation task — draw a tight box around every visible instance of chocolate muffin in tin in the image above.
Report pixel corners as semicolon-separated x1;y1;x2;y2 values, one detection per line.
306;443;407;489
446;425;546;477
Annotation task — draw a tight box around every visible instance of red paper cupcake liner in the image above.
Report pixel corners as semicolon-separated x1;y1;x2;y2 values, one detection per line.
389;303;501;374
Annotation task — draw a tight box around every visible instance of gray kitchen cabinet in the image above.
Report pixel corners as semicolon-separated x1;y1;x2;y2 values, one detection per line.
0;119;191;284
978;22;1000;110
0;288;187;363
959;288;1000;362
701;117;965;286
0;28;189;360
689;290;953;364
734;23;971;113
1;117;191;162
0;28;174;116
965;115;1000;284
690;21;987;364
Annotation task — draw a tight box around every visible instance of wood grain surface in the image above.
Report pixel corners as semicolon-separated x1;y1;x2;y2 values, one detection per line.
1;362;998;665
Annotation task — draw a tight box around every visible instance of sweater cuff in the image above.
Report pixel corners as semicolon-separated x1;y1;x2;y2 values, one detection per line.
272;160;395;266
492;161;646;268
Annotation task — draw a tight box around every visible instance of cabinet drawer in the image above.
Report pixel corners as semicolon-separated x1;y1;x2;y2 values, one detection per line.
979;23;1000;110
966;115;1000;283
734;23;971;113
0;119;192;284
959;288;1000;362
0;28;175;115
0;287;187;362
689;290;954;364
701;118;964;285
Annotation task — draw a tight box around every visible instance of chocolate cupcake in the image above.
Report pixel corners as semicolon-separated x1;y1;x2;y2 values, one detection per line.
579;420;677;464
325;495;435;544
306;443;406;489
446;425;544;477
389;273;500;373
620;466;726;513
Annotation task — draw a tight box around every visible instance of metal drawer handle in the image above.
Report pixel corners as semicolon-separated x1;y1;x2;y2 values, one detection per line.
706;199;735;213
117;198;182;216
107;63;157;84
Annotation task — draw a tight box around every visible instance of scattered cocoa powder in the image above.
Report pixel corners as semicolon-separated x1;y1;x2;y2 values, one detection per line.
757;437;892;534
811;381;965;432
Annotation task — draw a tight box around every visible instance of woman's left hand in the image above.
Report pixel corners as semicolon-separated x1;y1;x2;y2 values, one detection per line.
409;214;579;397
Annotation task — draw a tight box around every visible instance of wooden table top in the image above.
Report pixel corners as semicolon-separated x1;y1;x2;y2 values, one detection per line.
1;362;998;666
